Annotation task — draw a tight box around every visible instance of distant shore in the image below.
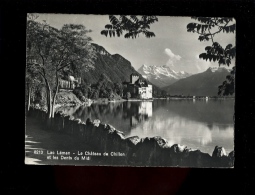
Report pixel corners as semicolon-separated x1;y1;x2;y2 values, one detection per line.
87;97;154;103
154;97;235;100
51;95;234;110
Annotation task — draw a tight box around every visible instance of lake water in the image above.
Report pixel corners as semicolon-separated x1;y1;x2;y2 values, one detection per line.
56;99;234;155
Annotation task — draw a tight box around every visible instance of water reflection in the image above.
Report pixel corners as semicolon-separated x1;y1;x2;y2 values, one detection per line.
130;102;153;128
56;99;234;154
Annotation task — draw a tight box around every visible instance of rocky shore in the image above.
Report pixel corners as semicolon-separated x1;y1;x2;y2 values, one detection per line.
26;107;234;167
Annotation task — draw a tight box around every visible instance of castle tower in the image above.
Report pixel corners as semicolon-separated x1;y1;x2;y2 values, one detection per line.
130;73;139;84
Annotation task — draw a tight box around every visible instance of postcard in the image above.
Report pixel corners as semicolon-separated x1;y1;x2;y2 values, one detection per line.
25;14;235;167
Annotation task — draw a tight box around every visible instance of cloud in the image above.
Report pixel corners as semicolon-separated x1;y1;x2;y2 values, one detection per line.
194;53;212;72
195;58;211;72
165;48;181;60
196;64;201;71
164;48;181;67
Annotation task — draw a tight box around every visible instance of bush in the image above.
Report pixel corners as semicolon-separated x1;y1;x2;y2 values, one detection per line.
73;88;84;101
126;92;131;99
81;96;87;102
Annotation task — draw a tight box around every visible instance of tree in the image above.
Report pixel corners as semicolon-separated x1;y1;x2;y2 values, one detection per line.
101;16;236;96
101;15;158;39
90;89;99;99
26;62;44;111
26;15;96;118
79;83;90;98
186;17;236;96
114;82;123;96
126;92;131;100
73;88;84;101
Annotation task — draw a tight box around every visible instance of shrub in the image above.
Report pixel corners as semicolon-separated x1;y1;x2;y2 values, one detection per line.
73;88;84;101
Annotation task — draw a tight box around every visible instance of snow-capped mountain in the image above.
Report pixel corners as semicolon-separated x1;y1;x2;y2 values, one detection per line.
137;64;191;88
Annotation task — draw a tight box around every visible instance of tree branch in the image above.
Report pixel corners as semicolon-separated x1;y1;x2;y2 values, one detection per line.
57;62;72;71
208;28;214;43
57;55;82;71
37;47;46;67
210;21;230;37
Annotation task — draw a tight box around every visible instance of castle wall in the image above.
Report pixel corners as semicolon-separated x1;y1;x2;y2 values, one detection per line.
146;85;153;99
138;85;152;99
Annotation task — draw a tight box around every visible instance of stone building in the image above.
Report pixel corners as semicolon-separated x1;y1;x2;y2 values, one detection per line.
124;73;152;99
59;76;81;90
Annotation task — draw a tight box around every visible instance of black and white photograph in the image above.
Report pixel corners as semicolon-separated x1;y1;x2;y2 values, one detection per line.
25;14;235;167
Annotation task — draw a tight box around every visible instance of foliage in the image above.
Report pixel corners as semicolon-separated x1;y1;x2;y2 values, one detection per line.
77;73;127;100
89;88;99;99
114;83;123;96
26;59;44;97
89;74;116;99
101;15;158;39
126;92;131;99
187;17;236;96
26;14;96;117
218;66;235;96
80;84;91;98
73;88;84;100
96;73;113;90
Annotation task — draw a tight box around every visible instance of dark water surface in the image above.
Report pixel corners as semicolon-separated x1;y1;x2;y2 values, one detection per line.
56;99;234;154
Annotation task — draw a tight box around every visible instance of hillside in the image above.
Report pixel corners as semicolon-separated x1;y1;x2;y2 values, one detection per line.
81;43;137;84
163;67;232;96
81;43;165;96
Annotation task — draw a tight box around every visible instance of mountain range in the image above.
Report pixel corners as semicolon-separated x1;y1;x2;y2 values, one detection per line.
163;67;232;96
81;43;164;96
81;43;232;97
137;64;191;88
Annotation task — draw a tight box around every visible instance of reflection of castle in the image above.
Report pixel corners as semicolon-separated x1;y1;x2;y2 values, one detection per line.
130;101;153;127
139;102;153;117
124;73;152;99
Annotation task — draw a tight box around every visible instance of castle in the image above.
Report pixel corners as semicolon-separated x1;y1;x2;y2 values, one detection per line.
123;73;153;99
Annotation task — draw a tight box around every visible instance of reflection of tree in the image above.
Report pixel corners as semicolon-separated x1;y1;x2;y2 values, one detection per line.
71;102;125;123
58;101;154;136
72;105;91;120
56;106;80;116
74;106;84;117
69;101;153;132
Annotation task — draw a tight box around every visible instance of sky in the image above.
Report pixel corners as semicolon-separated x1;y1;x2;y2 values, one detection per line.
34;14;235;74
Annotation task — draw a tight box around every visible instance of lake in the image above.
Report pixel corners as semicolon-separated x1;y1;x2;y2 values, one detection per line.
56;99;234;155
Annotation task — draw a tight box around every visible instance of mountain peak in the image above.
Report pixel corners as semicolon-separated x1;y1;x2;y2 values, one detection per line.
163;66;233;96
207;67;229;73
137;64;192;88
91;43;111;56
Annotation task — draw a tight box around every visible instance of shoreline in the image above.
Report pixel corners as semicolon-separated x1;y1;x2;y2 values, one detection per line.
53;96;235;109
25;107;235;167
